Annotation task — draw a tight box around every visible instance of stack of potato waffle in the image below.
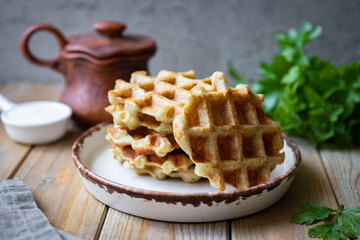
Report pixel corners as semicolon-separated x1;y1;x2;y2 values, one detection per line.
106;70;285;191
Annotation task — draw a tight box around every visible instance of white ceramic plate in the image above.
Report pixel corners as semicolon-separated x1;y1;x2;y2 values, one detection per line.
72;121;301;222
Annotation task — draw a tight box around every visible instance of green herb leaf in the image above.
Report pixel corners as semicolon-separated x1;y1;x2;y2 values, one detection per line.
337;207;360;237
290;203;360;239
308;224;346;240
227;22;360;146
281;65;301;84
290;202;335;225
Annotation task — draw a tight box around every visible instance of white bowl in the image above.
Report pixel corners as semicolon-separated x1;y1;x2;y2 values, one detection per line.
1;101;72;145
72;121;301;222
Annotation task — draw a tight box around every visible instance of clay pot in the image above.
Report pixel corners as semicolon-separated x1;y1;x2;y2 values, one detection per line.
21;21;156;128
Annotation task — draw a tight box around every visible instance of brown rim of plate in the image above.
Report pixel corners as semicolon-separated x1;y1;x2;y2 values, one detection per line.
72;121;301;206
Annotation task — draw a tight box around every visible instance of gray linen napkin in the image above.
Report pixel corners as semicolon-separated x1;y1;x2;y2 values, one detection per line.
0;178;82;240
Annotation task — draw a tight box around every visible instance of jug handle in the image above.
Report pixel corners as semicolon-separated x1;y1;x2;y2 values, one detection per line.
20;24;67;72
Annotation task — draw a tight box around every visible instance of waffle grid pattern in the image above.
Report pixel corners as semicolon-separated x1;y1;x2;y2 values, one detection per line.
174;72;284;191
106;71;213;134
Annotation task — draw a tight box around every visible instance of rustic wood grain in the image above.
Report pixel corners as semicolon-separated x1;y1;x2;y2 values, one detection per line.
231;138;338;240
14;130;107;239
319;145;360;208
0;83;63;179
1;82;63;102
2;82;106;239
99;208;229;240
0;122;31;179
0;83;30;179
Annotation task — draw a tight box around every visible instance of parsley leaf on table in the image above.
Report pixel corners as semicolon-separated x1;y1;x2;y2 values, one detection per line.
308;224;346;240
337;207;360;238
228;22;360;146
290;202;360;239
290;202;335;226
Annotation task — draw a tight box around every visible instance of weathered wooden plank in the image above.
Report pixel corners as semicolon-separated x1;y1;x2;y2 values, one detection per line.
14;130;107;239
231;138;338;240
0;83;63;179
1;82;106;238
0;122;31;179
1;82;63;102
319;145;360;207
99;208;229;240
0;82;8;91
0;83;29;179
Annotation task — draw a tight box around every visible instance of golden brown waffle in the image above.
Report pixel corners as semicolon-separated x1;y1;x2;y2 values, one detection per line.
173;72;285;191
106;70;213;134
110;145;201;183
107;126;179;157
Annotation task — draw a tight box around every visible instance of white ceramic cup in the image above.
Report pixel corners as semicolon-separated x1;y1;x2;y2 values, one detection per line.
0;94;72;145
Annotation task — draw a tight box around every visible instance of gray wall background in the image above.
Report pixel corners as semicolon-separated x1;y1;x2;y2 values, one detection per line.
1;0;359;86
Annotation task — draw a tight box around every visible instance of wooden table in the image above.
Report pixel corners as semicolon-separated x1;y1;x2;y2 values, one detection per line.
1;82;359;240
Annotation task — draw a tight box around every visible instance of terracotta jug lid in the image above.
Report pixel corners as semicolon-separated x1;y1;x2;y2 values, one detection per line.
64;21;156;59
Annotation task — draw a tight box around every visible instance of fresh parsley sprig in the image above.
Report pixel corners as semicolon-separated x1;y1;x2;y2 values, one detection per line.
228;22;360;146
290;202;360;239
